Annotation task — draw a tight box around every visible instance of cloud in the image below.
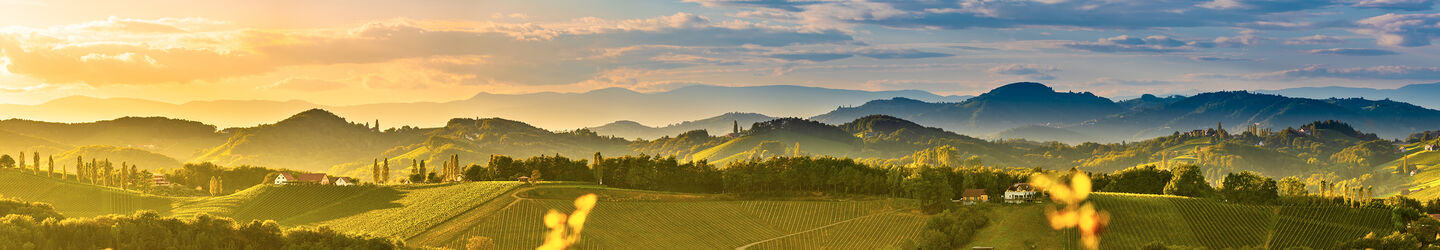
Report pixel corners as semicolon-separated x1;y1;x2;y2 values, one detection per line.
1;13;853;86
1086;77;1173;86
1353;0;1437;10
1305;48;1398;56
853;48;952;59
767;52;853;62
988;64;1059;80
0;39;271;84
263;78;347;91
1255;65;1440;80
1062;35;1210;53
696;0;1345;30
1190;56;1258;62
1355;13;1440;47
1285;35;1345;45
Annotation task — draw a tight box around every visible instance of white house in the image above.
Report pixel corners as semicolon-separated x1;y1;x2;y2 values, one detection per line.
1004;183;1041;204
333;177;355;186
274;173;296;185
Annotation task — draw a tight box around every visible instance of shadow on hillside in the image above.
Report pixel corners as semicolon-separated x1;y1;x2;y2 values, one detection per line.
278;186;405;225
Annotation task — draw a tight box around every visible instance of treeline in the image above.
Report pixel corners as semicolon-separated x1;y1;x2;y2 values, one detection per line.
158;163;311;195
457;153;1041;208
0;197;405;249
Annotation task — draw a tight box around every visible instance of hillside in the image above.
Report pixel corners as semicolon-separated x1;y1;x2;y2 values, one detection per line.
0;85;968;131
1074;91;1440;141
969;193;1392;249
418;185;923;249
692;118;861;163
992;125;1095;144
589;112;776;140
54;145;184;170
813;82;1125;138
329;117;632;180
0;129;70;154
1263;82;1440;110
0;117;224;159
194;109;431;172
0;169;174;217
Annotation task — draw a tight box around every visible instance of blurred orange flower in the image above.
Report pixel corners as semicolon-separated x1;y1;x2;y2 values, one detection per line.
538;193;598;250
1031;173;1110;250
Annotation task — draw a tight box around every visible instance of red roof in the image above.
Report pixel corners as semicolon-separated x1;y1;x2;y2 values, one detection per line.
1430;214;1440;221
961;189;988;197
297;173;328;182
278;173;296;181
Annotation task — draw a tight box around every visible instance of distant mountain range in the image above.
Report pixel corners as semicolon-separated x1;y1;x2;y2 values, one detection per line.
0;85;969;130
587;112;776;140
801;82;1440;143
1261;82;1440;110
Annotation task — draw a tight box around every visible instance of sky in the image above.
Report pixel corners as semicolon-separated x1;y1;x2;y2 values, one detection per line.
0;0;1438;105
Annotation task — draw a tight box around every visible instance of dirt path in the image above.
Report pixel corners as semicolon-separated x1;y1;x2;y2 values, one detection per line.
733;206;914;250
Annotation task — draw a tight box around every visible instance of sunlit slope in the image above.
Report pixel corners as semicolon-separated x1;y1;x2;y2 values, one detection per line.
172;181;521;239
0;170;174;217
968;193;1391;249
691;130;858;164
1388;138;1440;199
427;186;920;249
54;145;184;170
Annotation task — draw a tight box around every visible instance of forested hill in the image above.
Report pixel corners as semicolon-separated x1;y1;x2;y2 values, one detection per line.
193;109;432;172
812;82;1440;143
1074;91;1440;141
588;112;775;140
811;82;1123;137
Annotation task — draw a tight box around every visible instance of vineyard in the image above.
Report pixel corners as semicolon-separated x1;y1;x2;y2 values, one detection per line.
432;186;921;249
314;181;521;239
1080;192;1391;249
0;169;174;217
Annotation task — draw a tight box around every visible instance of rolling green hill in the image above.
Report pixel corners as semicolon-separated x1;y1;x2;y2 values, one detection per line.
0;169;173;217
195;109;431;172
0;117;224;160
422;185;922;249
54;145;184;170
968;193;1392;249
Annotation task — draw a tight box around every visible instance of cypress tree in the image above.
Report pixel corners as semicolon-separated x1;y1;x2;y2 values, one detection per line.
382;158;390;184
46;155;53;177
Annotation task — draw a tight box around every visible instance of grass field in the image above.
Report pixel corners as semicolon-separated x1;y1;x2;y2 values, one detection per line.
428;186;921;249
0;169;175;217
978;192;1395;249
0;169;1399;249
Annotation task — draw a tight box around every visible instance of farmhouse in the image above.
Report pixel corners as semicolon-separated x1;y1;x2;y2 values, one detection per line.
956;189;988;205
1004;183;1041;203
332;177;355;186
273;173;337;185
152;173;170;187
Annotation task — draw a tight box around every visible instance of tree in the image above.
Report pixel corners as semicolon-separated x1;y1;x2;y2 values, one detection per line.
1162;165;1213;197
17;151;24;170
531;169;543;182
31;152;38;173
1278;176;1307;197
904;166;953;211
372;159;379;183
593;152;604;185
208;176;223;196
1220;171;1278;204
1409;216;1440;246
1101;165;1172;194
46;156;53;177
381;158;390;184
0;155;13;168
